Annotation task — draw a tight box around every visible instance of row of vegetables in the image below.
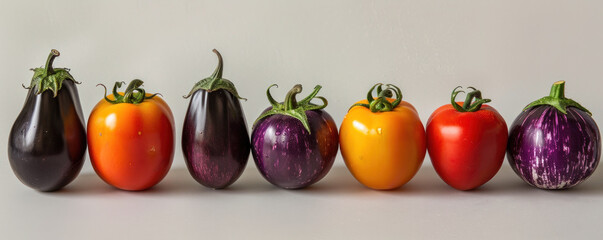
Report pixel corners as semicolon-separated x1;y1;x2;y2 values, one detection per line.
8;49;601;192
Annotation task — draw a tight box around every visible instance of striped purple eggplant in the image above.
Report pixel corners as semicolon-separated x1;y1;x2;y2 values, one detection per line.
251;84;339;189
507;81;601;189
182;49;250;189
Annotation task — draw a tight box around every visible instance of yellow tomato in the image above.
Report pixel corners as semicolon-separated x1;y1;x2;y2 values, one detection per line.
339;98;426;190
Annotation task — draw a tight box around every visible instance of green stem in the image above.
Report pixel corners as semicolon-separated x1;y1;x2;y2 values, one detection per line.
100;79;159;104
350;83;403;113
25;49;79;97
451;86;491;112
549;80;565;99
253;84;328;133
284;84;302;110
461;87;477;109
210;49;223;79
523;81;591;115
45;49;60;75
183;49;245;100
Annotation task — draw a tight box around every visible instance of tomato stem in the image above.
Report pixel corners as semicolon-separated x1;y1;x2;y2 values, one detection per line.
100;79;159;104
451;86;491;112
350;83;403;113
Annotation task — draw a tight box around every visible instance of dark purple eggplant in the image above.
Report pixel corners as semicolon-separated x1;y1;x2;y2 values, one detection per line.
182;49;250;189
251;84;339;189
507;81;601;189
8;49;86;192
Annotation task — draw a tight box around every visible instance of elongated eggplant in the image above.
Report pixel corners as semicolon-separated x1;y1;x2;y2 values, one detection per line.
182;49;250;189
8;49;86;192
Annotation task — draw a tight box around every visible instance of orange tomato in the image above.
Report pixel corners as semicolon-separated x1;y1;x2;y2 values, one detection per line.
340;98;426;190
88;89;175;191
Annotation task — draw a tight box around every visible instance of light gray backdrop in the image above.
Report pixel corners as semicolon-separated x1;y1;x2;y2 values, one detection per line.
2;1;601;171
0;1;602;239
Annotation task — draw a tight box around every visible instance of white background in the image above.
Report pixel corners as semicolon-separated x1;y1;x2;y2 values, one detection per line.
1;1;602;239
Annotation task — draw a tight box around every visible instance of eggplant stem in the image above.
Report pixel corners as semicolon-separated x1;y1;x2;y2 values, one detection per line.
253;84;328;133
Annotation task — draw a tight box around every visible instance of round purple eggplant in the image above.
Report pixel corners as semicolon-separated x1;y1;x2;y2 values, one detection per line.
182;49;250;189
251;84;339;189
8;49;86;192
507;81;601;189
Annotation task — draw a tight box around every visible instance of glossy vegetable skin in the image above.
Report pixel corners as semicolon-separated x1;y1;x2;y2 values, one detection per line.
251;84;339;189
340;84;426;190
507;81;600;189
426;87;507;190
88;80;175;191
182;49;250;189
8;50;86;192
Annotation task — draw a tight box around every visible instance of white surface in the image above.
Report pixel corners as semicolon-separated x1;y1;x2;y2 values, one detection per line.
1;1;603;239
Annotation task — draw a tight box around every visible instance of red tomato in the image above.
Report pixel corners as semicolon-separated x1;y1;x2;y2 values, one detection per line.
426;88;507;190
87;80;175;191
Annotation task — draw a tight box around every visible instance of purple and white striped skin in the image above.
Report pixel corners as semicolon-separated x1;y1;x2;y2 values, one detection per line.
251;109;339;189
507;106;601;189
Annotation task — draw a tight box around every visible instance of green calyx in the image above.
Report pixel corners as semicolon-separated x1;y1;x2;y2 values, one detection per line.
350;83;402;112
451;86;491;112
24;49;79;97
524;80;591;115
183;49;245;100
98;79;160;104
253;84;328;133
